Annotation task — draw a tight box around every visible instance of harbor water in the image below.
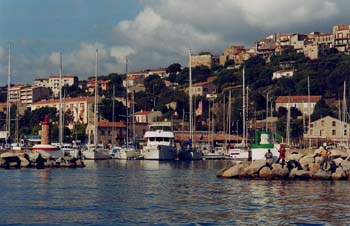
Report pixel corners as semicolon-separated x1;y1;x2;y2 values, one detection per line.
0;160;349;225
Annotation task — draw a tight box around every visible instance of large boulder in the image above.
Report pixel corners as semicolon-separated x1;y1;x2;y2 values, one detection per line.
309;163;321;175
295;170;312;179
332;167;347;180
313;170;332;180
259;166;272;179
271;164;289;179
0;152;17;158
19;157;30;167
330;149;348;158
289;168;298;179
222;165;242;178
0;158;5;167
216;166;232;177
246;160;266;177
286;153;304;161
299;154;315;170
28;152;39;162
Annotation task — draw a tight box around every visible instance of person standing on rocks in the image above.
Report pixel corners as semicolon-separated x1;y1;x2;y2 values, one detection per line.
264;149;273;167
277;144;286;167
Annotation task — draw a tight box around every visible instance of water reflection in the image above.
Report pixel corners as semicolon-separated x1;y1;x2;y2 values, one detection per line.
0;160;349;225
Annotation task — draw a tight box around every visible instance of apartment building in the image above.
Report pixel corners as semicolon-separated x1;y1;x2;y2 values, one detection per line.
8;85;51;106
333;24;350;52
86;79;110;94
305;116;350;144
31;96;96;124
219;45;245;66
190;81;216;97
86;121;126;146
134;110;162;123
191;53;219;69
34;75;78;97
275;95;322;116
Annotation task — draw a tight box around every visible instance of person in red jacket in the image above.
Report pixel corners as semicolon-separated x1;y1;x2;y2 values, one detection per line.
277;144;286;167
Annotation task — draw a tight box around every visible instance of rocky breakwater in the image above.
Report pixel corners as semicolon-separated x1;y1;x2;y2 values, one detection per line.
0;151;85;169
217;148;350;180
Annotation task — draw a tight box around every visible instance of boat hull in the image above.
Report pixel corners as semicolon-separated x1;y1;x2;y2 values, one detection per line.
178;150;203;160
142;145;177;160
32;144;64;159
83;149;110;160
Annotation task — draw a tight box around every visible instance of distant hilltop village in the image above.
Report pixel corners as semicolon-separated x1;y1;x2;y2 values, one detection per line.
0;24;350;147
191;24;350;69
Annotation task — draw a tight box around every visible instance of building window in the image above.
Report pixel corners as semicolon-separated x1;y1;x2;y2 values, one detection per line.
332;121;336;127
310;123;313;128
332;130;336;136
321;120;324;127
344;130;347;136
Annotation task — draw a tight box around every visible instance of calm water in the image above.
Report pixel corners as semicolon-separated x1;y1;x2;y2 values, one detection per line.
0;160;349;226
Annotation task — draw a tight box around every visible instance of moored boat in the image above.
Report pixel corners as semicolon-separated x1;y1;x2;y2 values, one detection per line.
141;122;177;160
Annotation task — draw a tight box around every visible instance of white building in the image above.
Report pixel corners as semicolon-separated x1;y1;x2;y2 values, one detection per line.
34;75;78;97
272;69;294;80
275;95;321;116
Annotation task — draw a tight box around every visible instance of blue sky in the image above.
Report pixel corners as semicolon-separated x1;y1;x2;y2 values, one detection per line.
1;0;350;84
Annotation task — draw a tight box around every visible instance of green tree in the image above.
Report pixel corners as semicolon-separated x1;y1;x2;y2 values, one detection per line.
311;99;333;121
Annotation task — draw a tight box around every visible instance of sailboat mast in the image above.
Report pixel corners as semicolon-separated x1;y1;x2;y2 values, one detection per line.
308;76;311;148
228;90;232;149
59;52;63;145
6;44;11;141
132;90;136;146
94;49;98;147
342;81;346;144
125;56;129;149
189;49;193;145
242;67;246;147
112;84;115;147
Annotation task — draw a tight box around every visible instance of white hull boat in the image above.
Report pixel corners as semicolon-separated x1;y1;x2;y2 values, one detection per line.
143;145;177;160
32;144;64;159
83;147;110;160
141;122;177;160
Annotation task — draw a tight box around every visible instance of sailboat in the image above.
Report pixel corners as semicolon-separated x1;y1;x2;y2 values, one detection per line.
178;49;203;160
113;57;140;160
228;67;250;160
83;49;110;160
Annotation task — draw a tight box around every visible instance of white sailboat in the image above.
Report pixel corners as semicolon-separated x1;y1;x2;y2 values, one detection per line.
178;49;203;160
228;67;250;159
114;56;140;160
83;49;110;160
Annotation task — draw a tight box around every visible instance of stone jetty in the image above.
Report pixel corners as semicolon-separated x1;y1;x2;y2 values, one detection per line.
0;151;85;169
217;148;350;180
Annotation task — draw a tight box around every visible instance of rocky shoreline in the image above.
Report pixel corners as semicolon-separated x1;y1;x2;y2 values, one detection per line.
0;151;85;169
217;148;350;180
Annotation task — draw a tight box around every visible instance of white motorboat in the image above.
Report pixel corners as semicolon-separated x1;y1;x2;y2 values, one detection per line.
111;145;140;160
141;122;177;160
83;145;110;160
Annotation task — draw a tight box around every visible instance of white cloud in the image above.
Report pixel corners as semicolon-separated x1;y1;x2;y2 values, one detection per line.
0;47;4;62
110;46;136;62
1;0;347;84
236;0;338;29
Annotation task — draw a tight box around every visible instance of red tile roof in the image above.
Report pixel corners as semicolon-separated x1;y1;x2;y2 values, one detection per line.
98;121;125;128
134;111;153;115
48;75;77;79
192;81;210;87
274;69;294;73
276;96;321;103
33;97;95;105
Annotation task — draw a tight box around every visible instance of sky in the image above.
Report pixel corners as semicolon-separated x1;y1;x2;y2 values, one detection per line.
0;0;350;84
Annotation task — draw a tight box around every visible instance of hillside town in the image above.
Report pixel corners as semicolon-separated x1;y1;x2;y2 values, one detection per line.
1;24;350;150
